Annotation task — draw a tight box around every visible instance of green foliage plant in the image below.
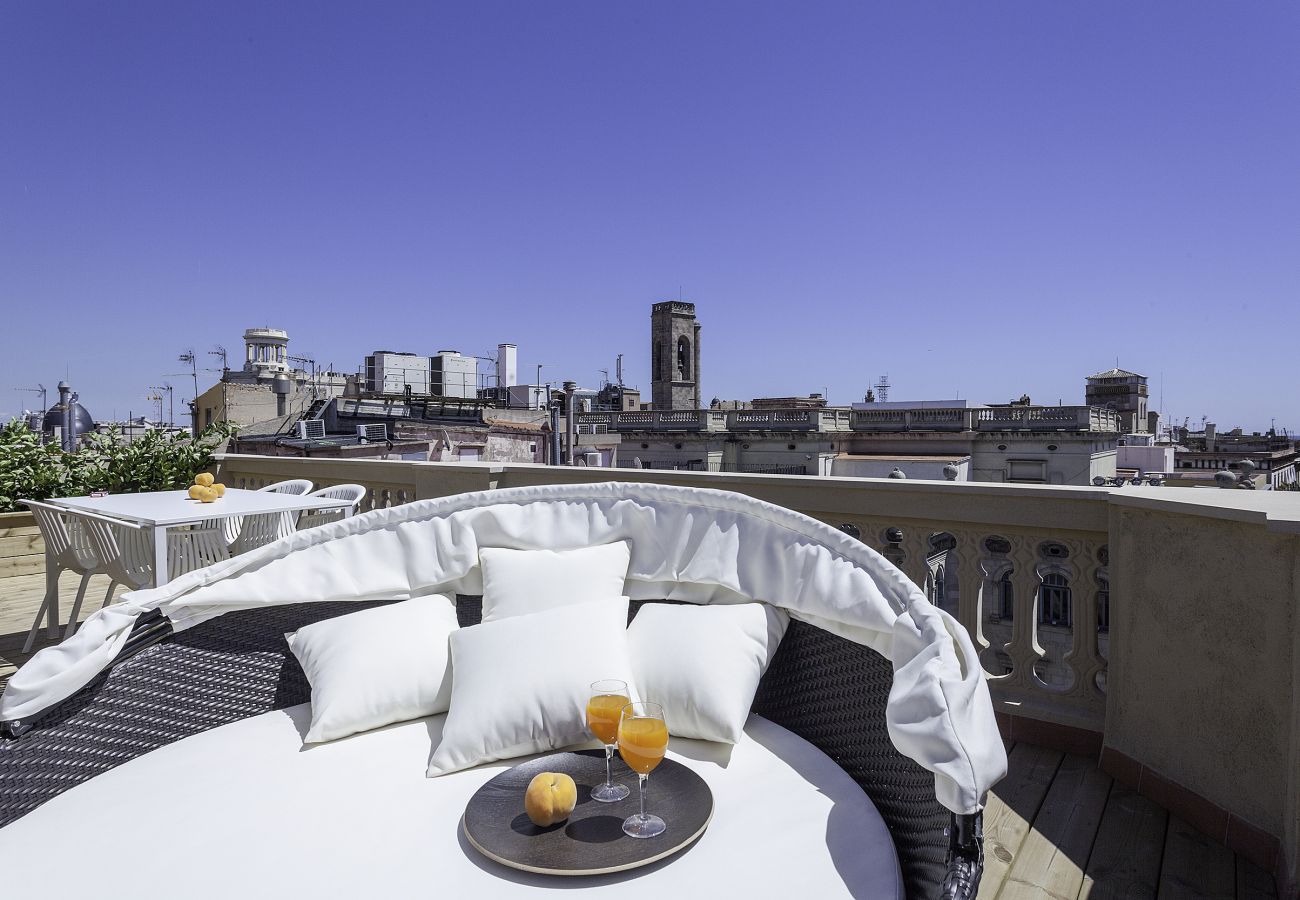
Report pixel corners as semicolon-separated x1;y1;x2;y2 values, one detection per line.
0;421;236;514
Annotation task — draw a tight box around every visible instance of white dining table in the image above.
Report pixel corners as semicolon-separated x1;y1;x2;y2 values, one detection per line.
50;488;356;589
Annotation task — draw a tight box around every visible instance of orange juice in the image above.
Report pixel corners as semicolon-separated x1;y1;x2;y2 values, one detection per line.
618;716;669;775
586;694;630;745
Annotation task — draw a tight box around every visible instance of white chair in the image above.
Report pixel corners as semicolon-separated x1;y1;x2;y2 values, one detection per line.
230;479;315;555
20;501;105;652
77;514;154;606
168;527;231;581
296;484;367;531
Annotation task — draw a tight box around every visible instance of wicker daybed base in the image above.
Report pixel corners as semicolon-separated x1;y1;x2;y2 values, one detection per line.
0;597;970;898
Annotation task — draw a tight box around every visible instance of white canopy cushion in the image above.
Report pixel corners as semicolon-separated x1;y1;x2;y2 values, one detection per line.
1;481;1007;815
627;602;789;744
480;542;631;621
428;596;637;776
285;595;459;744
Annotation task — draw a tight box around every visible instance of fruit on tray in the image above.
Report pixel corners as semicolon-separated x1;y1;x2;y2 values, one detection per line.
524;772;577;827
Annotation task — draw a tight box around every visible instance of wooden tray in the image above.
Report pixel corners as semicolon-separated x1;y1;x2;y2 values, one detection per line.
462;749;714;876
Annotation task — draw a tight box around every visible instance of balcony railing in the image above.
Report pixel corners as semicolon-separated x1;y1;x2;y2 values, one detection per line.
850;405;1122;433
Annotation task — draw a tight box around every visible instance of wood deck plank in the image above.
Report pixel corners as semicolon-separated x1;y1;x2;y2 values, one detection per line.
977;743;1065;899
1078;783;1167;900
1156;816;1234;900
999;753;1113;900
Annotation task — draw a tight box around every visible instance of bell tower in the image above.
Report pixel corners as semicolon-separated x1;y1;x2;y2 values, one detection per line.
650;301;701;410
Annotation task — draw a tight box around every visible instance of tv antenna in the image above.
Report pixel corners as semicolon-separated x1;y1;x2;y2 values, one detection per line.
873;374;891;403
15;384;47;417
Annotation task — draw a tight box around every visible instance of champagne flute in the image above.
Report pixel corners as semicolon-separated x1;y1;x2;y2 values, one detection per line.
618;701;668;838
586;679;631;802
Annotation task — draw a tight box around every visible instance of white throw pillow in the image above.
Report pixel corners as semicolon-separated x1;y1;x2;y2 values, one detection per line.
627;602;789;744
286;595;459;744
427;596;636;776
479;542;631;622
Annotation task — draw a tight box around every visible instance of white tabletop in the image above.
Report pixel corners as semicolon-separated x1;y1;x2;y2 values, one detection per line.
51;488;353;527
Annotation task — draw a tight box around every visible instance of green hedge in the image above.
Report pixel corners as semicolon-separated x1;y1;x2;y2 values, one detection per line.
0;421;236;514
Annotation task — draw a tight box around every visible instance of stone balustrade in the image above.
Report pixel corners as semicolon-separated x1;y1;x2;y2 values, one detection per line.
212;452;1300;886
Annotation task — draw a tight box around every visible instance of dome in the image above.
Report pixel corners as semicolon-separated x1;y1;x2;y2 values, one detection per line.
42;401;95;438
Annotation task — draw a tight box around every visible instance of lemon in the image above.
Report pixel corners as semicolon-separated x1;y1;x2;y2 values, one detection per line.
212;483;226;497
188;485;206;501
194;472;215;487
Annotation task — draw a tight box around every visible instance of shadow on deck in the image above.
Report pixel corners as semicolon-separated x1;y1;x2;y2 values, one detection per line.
982;741;1278;899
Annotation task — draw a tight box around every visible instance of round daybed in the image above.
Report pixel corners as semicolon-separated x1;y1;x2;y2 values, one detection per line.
0;482;1005;899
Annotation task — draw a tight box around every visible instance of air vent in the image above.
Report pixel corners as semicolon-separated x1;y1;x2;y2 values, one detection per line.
297;420;326;440
356;423;387;442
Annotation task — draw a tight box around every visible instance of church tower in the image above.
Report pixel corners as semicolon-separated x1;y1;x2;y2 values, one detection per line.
650;301;701;410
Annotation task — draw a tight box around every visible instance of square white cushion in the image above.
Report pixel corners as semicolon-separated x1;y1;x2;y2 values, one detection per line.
427;596;636;776
286;595;459;744
479;542;631;622
627;602;789;744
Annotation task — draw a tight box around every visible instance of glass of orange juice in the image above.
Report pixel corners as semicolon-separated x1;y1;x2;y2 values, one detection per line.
618;701;668;838
587;680;632;803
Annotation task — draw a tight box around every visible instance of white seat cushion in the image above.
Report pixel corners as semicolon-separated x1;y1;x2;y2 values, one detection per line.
479;542;631;621
0;709;903;899
286;595;458;743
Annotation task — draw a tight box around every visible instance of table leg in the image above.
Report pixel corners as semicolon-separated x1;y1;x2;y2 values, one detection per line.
152;525;171;588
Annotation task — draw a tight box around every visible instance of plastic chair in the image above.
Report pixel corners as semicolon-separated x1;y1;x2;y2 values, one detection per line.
168;527;231;581
296;484;367;531
77;511;153;590
230;479;315;555
20;501;105;652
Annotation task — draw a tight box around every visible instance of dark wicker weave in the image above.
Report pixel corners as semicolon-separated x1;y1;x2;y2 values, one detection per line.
1;596;956;899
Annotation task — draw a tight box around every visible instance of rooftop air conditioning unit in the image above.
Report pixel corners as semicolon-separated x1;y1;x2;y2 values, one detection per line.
582;451;602;467
357;423;387;443
297;419;326;440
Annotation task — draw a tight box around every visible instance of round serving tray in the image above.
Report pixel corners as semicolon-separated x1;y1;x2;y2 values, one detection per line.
462;749;713;876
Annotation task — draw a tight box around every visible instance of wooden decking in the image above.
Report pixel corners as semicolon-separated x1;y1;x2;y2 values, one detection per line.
1;570;123;692
981;742;1278;900
0;574;1282;899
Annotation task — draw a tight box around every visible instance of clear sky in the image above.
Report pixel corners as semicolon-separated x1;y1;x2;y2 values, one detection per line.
2;2;1296;433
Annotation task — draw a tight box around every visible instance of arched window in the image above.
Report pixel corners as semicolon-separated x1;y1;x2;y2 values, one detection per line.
1038;572;1072;628
1096;580;1110;633
998;572;1014;620
933;565;946;607
677;336;691;380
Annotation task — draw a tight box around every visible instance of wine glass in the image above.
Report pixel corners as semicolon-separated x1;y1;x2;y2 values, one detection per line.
618;701;668;838
586;679;631;803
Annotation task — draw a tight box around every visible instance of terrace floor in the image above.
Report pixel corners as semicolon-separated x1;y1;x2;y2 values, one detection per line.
0;573;1282;899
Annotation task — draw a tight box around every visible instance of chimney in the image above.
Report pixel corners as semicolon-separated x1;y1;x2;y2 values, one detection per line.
1205;422;1217;453
497;343;517;388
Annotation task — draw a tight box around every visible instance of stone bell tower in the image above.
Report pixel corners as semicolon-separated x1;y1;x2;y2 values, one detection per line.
650;301;701;410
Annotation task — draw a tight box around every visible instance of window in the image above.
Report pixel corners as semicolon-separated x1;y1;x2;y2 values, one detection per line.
676;336;691;380
1097;581;1110;633
933;565;946;607
1038;572;1072;628
998;572;1014;620
654;341;665;382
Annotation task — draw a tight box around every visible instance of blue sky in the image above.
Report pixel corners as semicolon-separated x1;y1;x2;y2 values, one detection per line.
2;2;1297;432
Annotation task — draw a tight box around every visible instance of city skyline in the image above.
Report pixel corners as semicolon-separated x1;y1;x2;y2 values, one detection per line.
2;3;1297;432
